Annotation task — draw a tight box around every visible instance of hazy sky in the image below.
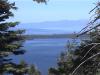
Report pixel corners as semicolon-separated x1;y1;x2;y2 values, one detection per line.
9;0;97;23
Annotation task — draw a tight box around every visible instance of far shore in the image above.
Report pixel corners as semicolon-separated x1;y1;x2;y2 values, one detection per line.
23;34;88;40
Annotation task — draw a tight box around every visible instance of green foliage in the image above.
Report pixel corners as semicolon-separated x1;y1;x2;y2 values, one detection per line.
0;0;41;75
28;64;41;75
0;0;27;74
48;40;77;75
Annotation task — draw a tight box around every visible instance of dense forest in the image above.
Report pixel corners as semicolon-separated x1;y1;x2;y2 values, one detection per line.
0;0;100;75
24;34;88;40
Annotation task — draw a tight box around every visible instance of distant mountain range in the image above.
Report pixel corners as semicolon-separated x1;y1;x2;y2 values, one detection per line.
14;20;88;35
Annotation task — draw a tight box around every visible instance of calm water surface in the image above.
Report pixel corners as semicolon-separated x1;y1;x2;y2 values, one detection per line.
11;38;74;75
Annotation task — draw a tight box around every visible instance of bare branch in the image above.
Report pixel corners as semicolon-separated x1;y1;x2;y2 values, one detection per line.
83;43;100;48
89;6;98;14
81;44;97;60
78;24;100;36
71;52;100;75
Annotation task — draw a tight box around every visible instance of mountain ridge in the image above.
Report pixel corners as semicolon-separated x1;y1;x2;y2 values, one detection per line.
14;20;88;35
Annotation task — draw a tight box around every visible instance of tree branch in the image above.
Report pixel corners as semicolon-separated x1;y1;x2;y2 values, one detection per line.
71;52;100;75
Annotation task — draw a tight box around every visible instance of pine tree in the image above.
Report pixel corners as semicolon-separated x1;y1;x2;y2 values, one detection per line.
0;0;27;74
0;0;42;75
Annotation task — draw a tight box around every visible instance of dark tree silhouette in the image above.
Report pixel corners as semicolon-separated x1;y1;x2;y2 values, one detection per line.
33;0;47;3
0;0;38;75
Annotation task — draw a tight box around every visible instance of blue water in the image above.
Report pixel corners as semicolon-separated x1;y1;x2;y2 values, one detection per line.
11;38;74;75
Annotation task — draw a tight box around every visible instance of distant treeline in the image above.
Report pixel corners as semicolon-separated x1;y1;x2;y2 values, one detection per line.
23;34;88;40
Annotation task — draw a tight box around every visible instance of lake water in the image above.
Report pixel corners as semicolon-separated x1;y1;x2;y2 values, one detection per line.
11;38;75;75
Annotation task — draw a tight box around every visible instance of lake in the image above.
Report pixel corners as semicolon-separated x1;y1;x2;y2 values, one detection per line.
11;38;75;75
